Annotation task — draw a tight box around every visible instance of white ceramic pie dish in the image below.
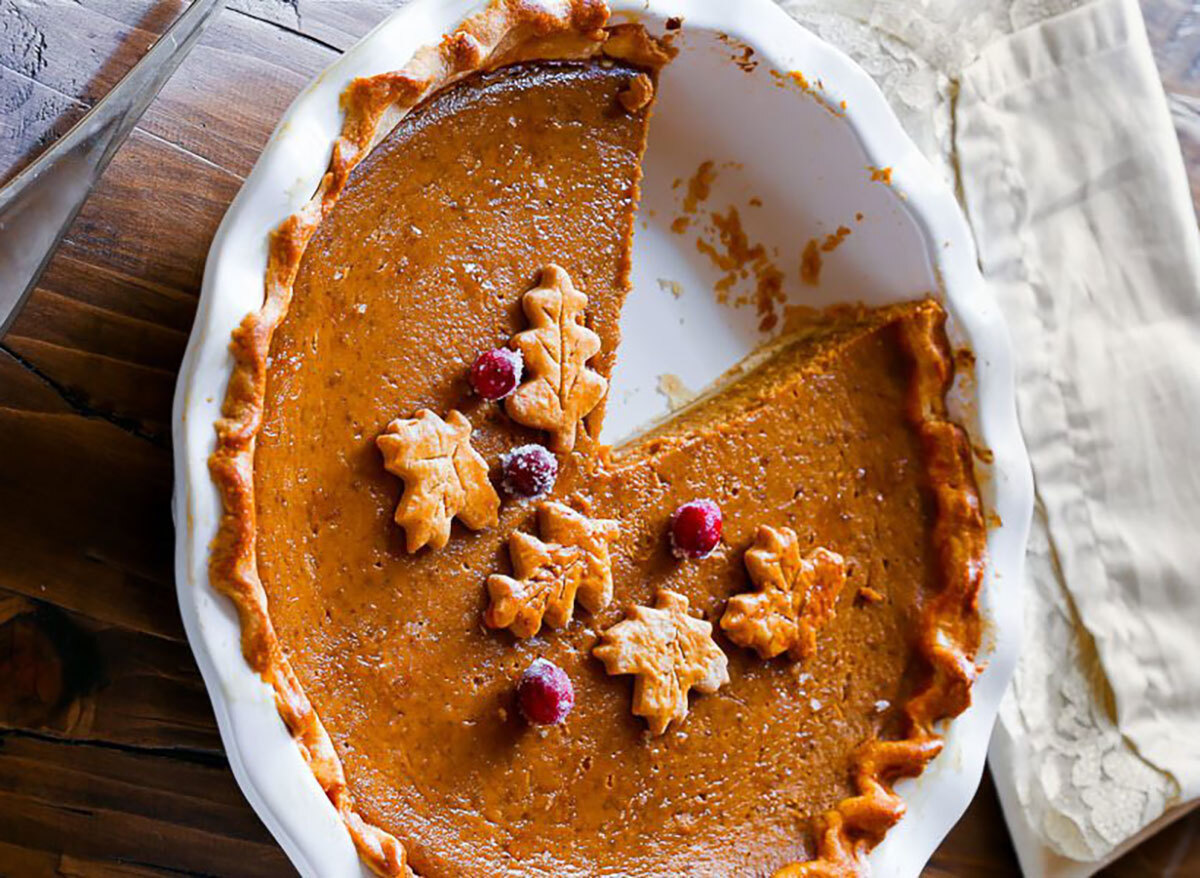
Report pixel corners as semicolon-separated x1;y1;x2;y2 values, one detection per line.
172;0;1034;875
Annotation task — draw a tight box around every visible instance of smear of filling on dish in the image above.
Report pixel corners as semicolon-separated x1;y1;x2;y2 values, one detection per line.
769;68;847;117
716;32;759;73
669;161;866;331
801;225;854;288
668;161;785;331
669;159;717;233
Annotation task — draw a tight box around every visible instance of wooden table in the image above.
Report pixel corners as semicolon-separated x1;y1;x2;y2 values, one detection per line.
0;1;1196;875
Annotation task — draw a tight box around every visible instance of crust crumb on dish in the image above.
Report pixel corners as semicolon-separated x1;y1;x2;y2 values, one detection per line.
618;71;655;111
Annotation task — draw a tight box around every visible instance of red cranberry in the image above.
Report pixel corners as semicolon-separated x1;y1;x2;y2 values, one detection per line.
470;347;523;400
517;658;574;725
501;444;558;499
670;499;723;559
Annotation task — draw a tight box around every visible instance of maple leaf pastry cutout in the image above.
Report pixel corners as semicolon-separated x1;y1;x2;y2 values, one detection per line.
376;409;500;553
505;265;608;453
485;502;619;638
593;589;730;735
720;525;847;661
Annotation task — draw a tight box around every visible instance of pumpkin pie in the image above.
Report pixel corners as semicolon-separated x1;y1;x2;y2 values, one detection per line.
209;2;987;876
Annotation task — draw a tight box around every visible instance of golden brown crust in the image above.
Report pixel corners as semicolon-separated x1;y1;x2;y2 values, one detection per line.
207;2;670;875
771;301;987;877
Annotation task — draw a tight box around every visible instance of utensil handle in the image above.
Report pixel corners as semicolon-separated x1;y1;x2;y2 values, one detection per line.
0;0;226;339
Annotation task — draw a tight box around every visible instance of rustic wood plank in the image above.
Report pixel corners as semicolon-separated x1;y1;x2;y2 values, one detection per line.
0;69;85;187
54;128;241;294
0;590;221;752
0;350;178;639
0;839;179;878
0;734;292;877
226;0;395;53
925;773;1020;876
0;1;339;444
2;128;240;437
2;0;353;180
0;3;297;873
141;26;333;178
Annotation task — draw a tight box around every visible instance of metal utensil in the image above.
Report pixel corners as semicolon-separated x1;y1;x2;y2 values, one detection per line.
0;0;226;338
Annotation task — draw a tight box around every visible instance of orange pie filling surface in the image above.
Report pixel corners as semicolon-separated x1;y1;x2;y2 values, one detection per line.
211;7;987;877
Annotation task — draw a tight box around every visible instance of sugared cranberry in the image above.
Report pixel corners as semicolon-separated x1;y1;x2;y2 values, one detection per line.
470;347;523;400
517;658;574;725
670;499;723;559
501;444;558;499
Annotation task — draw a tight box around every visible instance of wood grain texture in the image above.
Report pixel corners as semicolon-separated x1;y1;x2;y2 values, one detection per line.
0;1;1196;876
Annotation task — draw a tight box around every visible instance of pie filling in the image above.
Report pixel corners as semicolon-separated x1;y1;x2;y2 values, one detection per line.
213;10;985;878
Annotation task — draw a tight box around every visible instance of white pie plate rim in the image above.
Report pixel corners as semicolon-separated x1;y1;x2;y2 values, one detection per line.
171;1;1034;875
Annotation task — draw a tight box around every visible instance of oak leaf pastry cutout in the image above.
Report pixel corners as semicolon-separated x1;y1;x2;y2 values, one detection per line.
505;265;608;453
376;409;500;553
593;589;730;735
485;502;619;638
720;525;846;661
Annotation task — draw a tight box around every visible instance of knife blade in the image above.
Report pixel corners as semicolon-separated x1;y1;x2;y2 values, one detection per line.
0;0;226;339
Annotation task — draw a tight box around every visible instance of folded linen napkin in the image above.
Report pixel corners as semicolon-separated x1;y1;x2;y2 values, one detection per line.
778;0;1200;873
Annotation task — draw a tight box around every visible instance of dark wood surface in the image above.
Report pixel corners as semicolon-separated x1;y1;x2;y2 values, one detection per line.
0;1;1196;875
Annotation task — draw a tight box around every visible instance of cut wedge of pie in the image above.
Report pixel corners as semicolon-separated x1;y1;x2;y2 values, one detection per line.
209;2;987;876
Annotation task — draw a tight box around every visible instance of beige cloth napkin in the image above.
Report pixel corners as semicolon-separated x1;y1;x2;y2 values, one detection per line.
779;0;1200;873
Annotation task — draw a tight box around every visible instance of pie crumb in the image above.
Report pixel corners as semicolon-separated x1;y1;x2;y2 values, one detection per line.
657;373;697;411
857;585;885;604
657;277;684;298
618;73;654;113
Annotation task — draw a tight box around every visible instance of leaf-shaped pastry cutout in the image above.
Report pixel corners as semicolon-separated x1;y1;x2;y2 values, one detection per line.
505;265;608;452
720;525;846;661
593;589;729;735
485;502;619;638
537;501;618;614
376;409;500;553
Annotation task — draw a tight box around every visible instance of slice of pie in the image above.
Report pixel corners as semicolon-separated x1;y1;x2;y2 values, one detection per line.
209;2;986;876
